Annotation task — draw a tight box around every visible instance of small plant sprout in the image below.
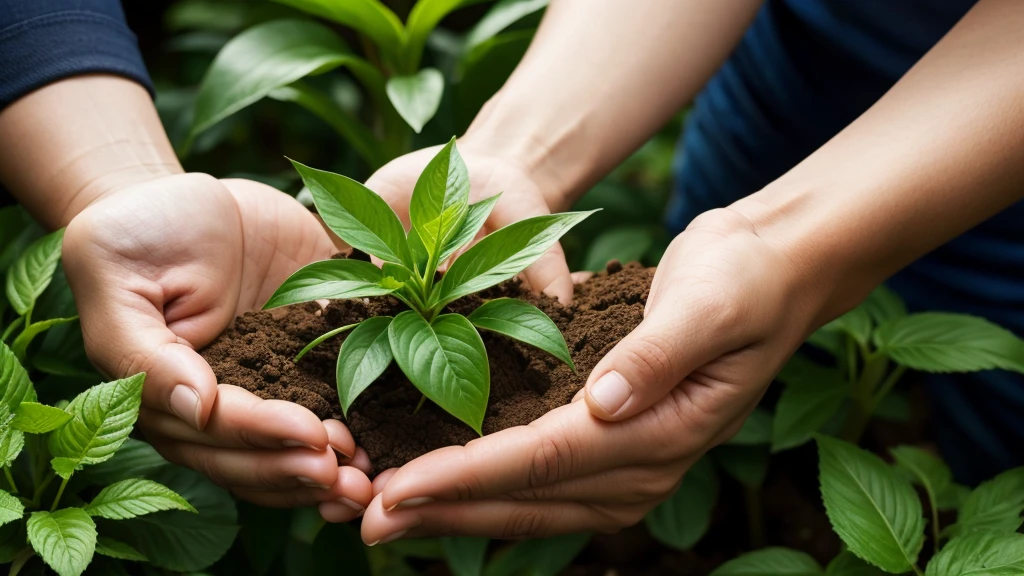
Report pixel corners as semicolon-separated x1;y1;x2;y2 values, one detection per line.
263;138;593;433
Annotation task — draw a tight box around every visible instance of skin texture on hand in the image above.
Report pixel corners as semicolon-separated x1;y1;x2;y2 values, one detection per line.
358;209;819;541
61;175;372;514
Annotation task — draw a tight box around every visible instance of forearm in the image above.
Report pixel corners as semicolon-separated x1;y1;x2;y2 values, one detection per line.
0;75;181;229
461;0;762;209
732;0;1024;324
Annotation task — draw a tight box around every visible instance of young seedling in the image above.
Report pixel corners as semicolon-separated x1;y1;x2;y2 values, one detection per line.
264;138;593;434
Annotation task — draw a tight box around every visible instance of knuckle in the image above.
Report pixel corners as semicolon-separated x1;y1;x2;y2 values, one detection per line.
529;436;576;488
502;509;550;538
191;452;230;488
621;333;676;383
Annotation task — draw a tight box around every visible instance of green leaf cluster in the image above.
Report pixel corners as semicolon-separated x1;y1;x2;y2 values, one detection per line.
265;139;591;432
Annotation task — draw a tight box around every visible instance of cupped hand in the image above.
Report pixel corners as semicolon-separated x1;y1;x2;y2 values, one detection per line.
62;174;372;515
358;209;823;541
365;144;575;302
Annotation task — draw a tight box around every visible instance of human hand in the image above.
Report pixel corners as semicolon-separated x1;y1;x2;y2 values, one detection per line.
62;174;372;517
365;143;576;302
358;208;823;540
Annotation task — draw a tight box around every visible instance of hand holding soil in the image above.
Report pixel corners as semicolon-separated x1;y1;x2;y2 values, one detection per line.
61;174;373;515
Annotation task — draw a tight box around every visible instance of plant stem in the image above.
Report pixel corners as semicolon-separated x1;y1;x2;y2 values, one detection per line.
929;487;941;556
8;548;33;576
294;323;359;362
49;476;69;512
31;472;55;509
413;395;427;415
869;365;907;412
0;317;24;343
3;466;17;495
743;485;765;549
846;337;858;384
841;353;889;443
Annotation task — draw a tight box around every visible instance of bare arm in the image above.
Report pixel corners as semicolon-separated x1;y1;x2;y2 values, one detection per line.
461;0;764;209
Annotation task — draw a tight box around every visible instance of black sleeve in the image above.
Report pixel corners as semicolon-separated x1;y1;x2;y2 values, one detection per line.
0;0;154;110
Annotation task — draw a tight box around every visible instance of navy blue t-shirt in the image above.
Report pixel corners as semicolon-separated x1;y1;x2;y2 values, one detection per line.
669;0;1024;484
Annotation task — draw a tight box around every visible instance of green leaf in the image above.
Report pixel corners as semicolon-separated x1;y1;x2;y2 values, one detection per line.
826;551;887;576
644;456;717;551
890;446;952;518
312;522;371;576
11;316;78;362
0;521;26;564
337;316;394;417
262;259;396;309
0;429;24;469
484;532;591;576
27;508;97;576
51;457;82;480
821;306;872;348
712;445;769;489
405;0;483;69
926;531;1024;576
411;138;470;261
11;402;72;434
389;311;489;434
100;465;238;571
387;69;445;133
0;489;23;527
727;406;773;445
440;193;502;263
272;0;404;65
443;536;488;576
936;483;971;512
863;285;906;327
816;435;925;573
190;20;380;139
85;478;196;520
709;547;823;575
946;467;1024;537
48;374;145;466
0;342;36;413
94;536;147;562
291;160;412;265
874;313;1024;374
772;355;848;452
439;210;596;306
5;228;64;316
582;226;655;272
468;298;574;370
78;439;168;485
463;0;548;52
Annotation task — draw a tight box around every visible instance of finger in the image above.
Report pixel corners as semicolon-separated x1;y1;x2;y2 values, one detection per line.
318;467;375;522
152;440;340;490
373;468;398;496
570;271;594;285
503;463;687;506
235;467;372;513
324;419;355;460
525;243;575;304
362;496;640;543
348;448;373;476
138;385;329;450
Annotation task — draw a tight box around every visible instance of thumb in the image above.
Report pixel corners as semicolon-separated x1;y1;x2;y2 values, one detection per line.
583;307;728;421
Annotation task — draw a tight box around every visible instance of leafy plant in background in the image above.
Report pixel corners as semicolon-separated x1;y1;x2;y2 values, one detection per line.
263;139;591;433
710;436;1024;576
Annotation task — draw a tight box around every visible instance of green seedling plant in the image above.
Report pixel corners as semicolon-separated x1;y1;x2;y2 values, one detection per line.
771;284;1024;452
263;138;592;433
0;341;199;576
710;436;1024;576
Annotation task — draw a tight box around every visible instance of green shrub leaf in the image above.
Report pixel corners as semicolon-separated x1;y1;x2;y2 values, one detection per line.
483;532;590;576
709;547;823;575
644;456;717;551
190;20;380;139
272;0;404;65
387;68;445;133
442;536;488;576
11;402;72;434
890;446;952;517
78;439;167;485
0;429;24;469
95;536;147;562
262;259;397;309
337;316;394;417
439;210;597;306
389;311;489;434
0;342;36;413
816;435;924;573
85;478;196;520
48;373;145;466
10;315;78;362
863;285;906;327
874;313;1024;374
27;508;97;576
582;226;655;272
291;160;412;265
926;530;1024;576
727;406;773;446
712;445;769;489
468;298;574;369
825;551;886;576
406;0;482;69
820;306;872;347
0;489;23;527
945;467;1024;537
440;193;501;263
772;356;847;452
5;228;64;316
463;0;548;52
411;139;470;260
51;457;82;480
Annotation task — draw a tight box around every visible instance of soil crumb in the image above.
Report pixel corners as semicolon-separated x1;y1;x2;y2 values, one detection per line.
202;262;653;471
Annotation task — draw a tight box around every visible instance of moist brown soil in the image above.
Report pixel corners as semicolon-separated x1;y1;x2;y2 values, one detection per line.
202;261;653;471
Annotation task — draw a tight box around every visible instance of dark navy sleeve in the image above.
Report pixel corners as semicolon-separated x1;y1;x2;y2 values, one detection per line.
0;0;153;110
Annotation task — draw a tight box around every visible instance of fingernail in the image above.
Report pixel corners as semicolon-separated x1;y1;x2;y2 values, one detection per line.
387;496;433;512
297;476;331;489
283;439;322;451
319;500;365;522
330;445;354;460
170;385;202;429
368;529;409;546
589;371;632;415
